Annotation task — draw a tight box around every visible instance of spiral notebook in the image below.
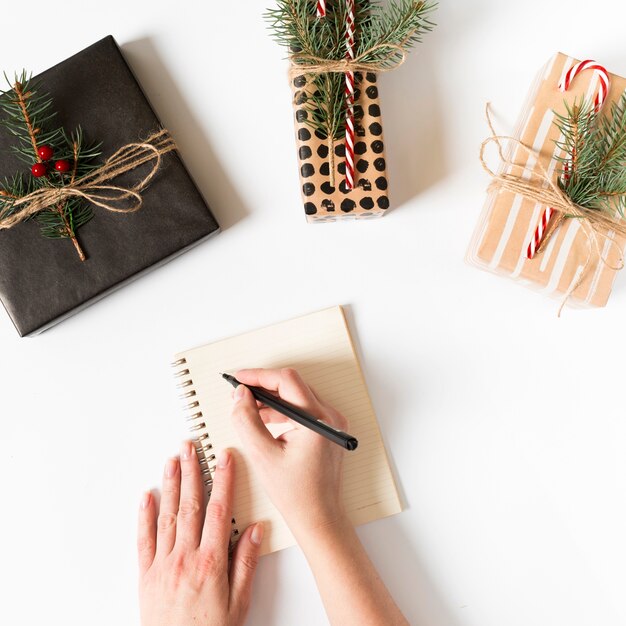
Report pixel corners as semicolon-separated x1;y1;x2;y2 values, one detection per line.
171;306;402;555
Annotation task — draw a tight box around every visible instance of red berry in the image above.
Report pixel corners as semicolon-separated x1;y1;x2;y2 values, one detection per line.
37;145;54;161
54;159;71;172
31;163;48;177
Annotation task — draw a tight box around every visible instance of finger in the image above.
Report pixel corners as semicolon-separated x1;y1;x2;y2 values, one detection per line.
296;381;348;427
156;457;180;556
230;389;265;411
315;401;350;430
258;406;292;425
240;368;347;430
137;491;157;575
231;385;281;458
258;402;341;430
307;384;332;410
286;378;349;430
229;523;264;622
176;441;205;550
199;449;234;571
235;368;321;412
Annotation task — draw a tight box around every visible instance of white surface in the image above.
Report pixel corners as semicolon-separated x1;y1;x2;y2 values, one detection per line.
1;1;625;625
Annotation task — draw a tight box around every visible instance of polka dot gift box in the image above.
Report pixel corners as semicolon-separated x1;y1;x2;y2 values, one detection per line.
266;0;436;223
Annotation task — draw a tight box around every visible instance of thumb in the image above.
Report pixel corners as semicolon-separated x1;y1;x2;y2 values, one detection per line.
229;523;264;621
231;385;279;457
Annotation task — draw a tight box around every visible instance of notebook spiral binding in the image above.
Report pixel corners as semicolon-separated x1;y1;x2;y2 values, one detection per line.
171;357;240;544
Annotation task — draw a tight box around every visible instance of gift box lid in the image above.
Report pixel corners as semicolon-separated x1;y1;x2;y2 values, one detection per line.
0;35;219;336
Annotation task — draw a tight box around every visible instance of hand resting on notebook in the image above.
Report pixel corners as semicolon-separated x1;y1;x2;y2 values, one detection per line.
137;441;263;626
137;367;408;626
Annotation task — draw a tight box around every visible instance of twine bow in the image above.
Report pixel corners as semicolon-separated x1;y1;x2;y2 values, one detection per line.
288;43;407;78
0;129;176;230
480;105;626;315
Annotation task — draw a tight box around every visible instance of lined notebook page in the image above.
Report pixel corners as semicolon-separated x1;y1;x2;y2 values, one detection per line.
175;306;402;555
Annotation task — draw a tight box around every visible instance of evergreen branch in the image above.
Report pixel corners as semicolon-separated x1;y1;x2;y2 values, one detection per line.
266;0;436;141
303;72;346;140
553;92;626;217
13;80;39;157
266;0;372;62
0;72;102;258
0;72;64;165
359;0;436;68
597;95;626;173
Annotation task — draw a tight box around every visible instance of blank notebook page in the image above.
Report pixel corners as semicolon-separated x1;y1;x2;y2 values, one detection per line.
173;306;402;555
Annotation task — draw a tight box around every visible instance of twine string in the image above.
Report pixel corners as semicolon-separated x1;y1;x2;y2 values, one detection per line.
0;129;176;230
288;43;407;78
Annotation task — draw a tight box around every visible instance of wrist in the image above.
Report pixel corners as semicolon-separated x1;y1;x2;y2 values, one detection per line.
291;512;355;555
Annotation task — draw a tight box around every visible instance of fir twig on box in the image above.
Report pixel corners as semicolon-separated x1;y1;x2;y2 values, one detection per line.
265;0;436;146
555;93;626;216
0;71;101;260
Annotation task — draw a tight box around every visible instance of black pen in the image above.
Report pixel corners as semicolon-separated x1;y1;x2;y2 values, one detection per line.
221;373;359;451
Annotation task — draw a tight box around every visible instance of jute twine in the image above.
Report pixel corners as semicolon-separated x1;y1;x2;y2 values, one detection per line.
0;128;176;230
480;105;626;315
288;43;407;79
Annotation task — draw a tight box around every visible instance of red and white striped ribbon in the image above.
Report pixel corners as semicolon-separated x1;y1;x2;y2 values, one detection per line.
344;0;356;190
316;0;326;18
526;60;611;259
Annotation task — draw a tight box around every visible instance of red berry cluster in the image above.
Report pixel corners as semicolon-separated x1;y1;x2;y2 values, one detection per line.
31;145;71;178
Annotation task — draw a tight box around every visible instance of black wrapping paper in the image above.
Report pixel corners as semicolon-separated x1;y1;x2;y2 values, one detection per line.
0;36;219;336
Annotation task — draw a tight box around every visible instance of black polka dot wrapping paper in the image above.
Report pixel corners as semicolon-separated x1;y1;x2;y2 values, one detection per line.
292;71;390;222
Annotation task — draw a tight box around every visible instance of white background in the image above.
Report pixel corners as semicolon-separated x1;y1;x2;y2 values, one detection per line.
1;1;625;625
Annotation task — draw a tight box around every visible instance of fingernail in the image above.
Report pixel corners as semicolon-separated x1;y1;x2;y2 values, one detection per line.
217;449;231;468
140;491;151;510
181;441;194;460
250;522;264;546
234;384;246;401
164;457;178;478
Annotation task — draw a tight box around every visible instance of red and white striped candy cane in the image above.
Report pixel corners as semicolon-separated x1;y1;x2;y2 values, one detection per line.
316;0;326;18
344;0;356;190
559;59;610;111
527;60;611;259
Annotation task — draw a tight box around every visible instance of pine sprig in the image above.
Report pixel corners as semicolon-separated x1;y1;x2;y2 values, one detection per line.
554;93;626;217
0;73;101;260
359;1;436;68
265;0;436;142
0;71;64;165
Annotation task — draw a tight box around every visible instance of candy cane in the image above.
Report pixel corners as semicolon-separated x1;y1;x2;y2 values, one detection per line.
527;60;611;259
559;60;610;111
316;0;326;18
344;0;356;190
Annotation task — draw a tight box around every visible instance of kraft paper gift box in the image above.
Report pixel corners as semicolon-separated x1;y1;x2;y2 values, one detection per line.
467;53;626;308
292;70;390;223
0;36;219;336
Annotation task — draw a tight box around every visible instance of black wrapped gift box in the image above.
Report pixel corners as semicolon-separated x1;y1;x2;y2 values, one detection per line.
0;36;219;336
